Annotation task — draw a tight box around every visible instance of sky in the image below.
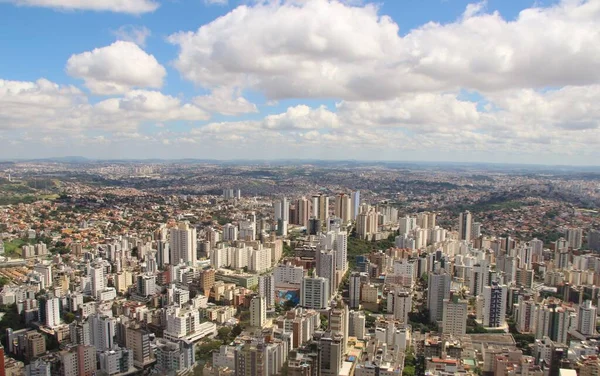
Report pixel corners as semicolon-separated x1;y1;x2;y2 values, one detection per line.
1;0;600;165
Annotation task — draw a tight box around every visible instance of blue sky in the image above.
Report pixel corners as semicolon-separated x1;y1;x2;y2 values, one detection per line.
1;0;599;164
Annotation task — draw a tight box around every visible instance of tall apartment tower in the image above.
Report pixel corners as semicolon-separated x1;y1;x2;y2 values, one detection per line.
458;211;472;241
482;282;508;328
427;270;451;323
351;191;360;220
258;274;275;309
442;293;468;336
578;300;597;336
169;222;197;266
334;194;352;224
296;197;310;227
301;276;329;310
250;296;266;328
349;272;361;309
565;228;583;250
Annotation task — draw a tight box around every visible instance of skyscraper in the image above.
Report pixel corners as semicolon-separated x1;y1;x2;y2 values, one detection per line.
351;191;360;220
250;296;266;328
296;197;310;227
427;270;451;323
349;272;361;309
458;211;472;241
39;295;60;328
258;274;275;309
334;194;352;224
317;194;330;221
169;222;197;266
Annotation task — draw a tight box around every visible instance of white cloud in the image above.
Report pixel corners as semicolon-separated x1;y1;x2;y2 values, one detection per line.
193;87;258;115
94;90;210;129
0;78;90;130
0;78;208;132
66;41;166;95
112;25;151;47
168;0;600;100
4;0;159;14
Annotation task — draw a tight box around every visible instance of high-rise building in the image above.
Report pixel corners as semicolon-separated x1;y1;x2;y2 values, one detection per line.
482;282;508;328
169;222;197;266
389;289;412;324
250;296;266;328
25;359;51;376
154;339;195;374
329;304;349;354
577;300;597;336
317;194;330;221
60;345;96;376
125;323;154;368
90;314;116;351
334;194;352;224
351;191;360;220
301;276;329;310
223;223;238;242
349;311;366;340
442;293;468;336
88;262;106;299
427;270;451;323
258;275;275;309
349;272;361;309
274;198;289;222
589;229;600;251
565;228;583;250
316;250;336;298
38;295;60;328
136;274;156;297
318;332;344;376
459;211;472;241
296;197;311;227
471;222;482;239
98;347;133;375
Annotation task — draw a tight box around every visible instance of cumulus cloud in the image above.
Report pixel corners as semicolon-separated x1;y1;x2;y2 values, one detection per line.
112;25;151;47
66;41;166;95
3;0;159;14
193;87;258;115
0;78;208;132
168;0;600;100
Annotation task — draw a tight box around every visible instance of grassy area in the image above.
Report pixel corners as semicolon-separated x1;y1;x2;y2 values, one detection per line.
3;239;26;257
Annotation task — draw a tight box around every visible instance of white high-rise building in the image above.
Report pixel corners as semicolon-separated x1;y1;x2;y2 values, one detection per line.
301;276;329;310
43;296;61;328
90;314;116;351
89;262;106;299
33;264;52;290
458;211;472;241
259;275;275;309
317;250;337;298
427;270;451;323
169;222;197;266
349;310;365;340
250;296;266;328
222;224;238;242
274;263;305;288
317;194;330;221
482;282;508;328
442;294;468;336
577;300;597;336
